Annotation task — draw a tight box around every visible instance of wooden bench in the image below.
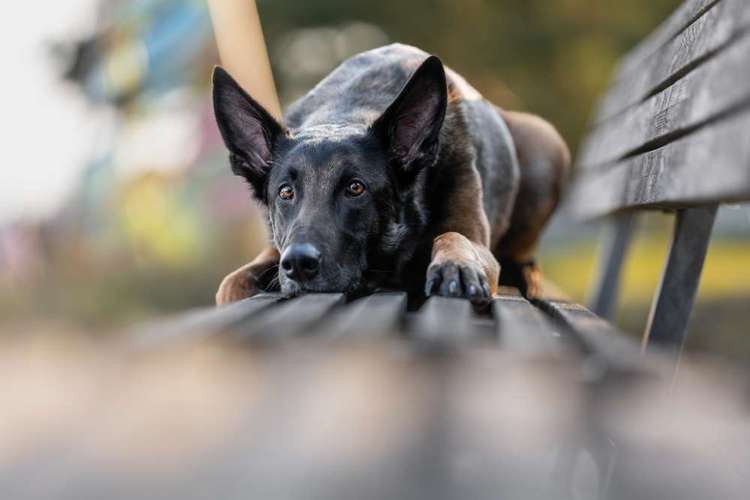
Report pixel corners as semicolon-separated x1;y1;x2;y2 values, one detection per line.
143;0;750;364
570;0;750;355
120;0;750;498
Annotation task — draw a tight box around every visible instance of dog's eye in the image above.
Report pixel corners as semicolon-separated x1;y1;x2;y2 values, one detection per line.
345;180;366;197
278;185;294;201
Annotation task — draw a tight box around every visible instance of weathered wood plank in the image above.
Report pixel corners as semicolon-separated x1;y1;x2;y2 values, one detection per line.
588;214;637;320
643;206;717;354
567;107;750;218
614;0;720;84
234;293;345;340
410;296;488;343
536;300;644;374
493;294;565;354
590;0;750;126
311;292;406;338
580;27;750;169
131;293;282;347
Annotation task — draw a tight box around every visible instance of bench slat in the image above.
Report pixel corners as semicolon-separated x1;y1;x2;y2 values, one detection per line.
493;295;564;354
536;300;645;374
132;293;282;347
235;293;345;340
567;107;750;218
580;25;750;170
591;0;748;127
410;296;488;342
613;0;719;86
311;292;406;338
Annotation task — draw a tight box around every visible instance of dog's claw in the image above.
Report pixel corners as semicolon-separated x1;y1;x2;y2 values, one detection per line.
425;260;491;303
424;278;436;296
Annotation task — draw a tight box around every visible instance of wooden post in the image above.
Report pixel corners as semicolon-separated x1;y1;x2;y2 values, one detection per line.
642;206;717;355
588;213;637;320
207;0;282;121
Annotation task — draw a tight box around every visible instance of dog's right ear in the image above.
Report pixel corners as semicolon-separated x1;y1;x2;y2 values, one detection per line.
212;66;284;201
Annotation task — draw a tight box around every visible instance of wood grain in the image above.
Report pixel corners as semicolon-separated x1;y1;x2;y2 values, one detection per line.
567;107;750;218
612;0;720;87
311;292;407;338
579;27;750;170
493;294;567;354
590;0;747;126
132;293;282;347
410;296;489;343
233;293;345;340
536;299;646;375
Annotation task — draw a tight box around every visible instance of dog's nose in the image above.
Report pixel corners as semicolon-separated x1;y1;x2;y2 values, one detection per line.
280;243;321;282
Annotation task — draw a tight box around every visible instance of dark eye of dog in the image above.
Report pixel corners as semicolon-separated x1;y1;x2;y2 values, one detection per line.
345;180;366;197
278;185;294;201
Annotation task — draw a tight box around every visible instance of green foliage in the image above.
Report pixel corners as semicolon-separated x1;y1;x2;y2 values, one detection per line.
259;0;682;155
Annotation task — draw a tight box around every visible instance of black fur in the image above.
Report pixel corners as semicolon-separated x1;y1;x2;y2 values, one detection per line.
212;44;519;297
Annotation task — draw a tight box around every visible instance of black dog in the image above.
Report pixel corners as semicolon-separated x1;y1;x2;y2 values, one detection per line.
213;44;569;304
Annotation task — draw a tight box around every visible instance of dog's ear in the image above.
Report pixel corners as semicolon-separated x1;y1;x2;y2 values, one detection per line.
373;55;447;180
212;66;284;201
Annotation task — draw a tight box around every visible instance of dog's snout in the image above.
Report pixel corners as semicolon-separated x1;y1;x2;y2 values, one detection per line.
280;243;321;282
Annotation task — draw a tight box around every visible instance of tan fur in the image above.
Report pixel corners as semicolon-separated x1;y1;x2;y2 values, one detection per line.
438;164;491;246
430;232;500;295
446;68;482;104
494;109;570;260
488;109;570;299
215;246;280;305
423;106;568;300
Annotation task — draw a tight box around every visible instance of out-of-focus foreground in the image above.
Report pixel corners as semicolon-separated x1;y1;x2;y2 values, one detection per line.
2;333;749;500
0;0;748;359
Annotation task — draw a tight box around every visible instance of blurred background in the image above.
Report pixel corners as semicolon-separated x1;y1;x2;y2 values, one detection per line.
1;0;748;359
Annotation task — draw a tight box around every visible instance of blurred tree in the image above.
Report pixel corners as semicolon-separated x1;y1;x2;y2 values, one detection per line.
258;0;681;156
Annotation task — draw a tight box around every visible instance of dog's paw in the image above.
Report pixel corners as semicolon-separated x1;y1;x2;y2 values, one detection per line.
424;260;492;303
216;269;260;305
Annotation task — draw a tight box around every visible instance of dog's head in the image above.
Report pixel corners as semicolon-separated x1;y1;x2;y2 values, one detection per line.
212;56;447;295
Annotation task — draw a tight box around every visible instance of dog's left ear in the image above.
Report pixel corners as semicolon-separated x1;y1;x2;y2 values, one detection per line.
373;55;447;180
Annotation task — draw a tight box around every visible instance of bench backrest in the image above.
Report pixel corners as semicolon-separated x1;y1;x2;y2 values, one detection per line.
568;0;750;356
569;0;750;216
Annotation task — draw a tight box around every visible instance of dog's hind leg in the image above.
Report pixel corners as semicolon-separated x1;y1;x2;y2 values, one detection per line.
216;246;280;305
493;109;570;298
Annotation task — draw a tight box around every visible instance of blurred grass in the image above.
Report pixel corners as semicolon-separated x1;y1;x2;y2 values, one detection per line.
541;217;750;360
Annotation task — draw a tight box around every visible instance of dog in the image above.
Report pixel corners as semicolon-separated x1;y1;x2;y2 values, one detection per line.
213;44;569;305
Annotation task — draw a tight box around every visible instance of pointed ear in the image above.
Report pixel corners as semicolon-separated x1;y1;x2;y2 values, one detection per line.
212;66;284;200
373;56;447;179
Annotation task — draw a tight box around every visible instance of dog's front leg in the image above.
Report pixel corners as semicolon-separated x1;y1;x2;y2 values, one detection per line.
216;246;280;305
425;232;500;303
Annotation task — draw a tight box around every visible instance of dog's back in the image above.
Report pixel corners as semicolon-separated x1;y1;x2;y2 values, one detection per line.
286;44;449;127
